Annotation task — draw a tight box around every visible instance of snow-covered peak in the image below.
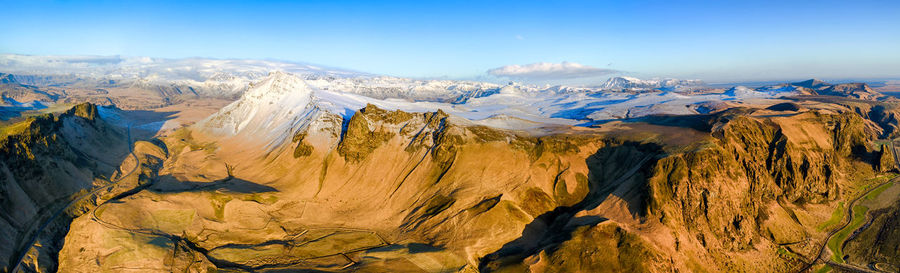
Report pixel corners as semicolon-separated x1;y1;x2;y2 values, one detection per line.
756;85;799;93
200;72;321;148
0;54;362;80
0;54;365;98
498;85;524;95
724;86;761;97
246;71;311;98
618;76;643;82
199;70;803;148
599;76;705;91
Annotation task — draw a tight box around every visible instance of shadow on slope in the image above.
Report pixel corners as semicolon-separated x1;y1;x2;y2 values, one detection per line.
97;106;179;139
586;107;760;133
478;141;664;271
149;175;277;194
0;103;158;272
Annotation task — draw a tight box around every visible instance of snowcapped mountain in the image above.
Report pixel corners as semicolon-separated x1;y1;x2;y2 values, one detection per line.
201;72;324;148
2;54;713;102
0;54;364;98
3;54;812;129
200;72;798;146
0;54;361;80
303;75;503;103
1;54;718;105
1;54;511;102
598;76;705;91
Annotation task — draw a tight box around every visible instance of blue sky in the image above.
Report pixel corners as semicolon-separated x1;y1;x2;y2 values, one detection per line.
1;0;899;83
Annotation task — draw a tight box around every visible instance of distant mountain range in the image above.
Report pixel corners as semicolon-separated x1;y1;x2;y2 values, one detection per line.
5;54;900;273
597;76;706;91
1;54;893;124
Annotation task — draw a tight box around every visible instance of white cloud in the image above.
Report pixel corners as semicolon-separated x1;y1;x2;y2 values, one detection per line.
515;35;525;40
487;62;617;80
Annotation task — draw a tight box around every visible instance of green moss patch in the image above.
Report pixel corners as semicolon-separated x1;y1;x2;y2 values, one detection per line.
827;205;869;263
818;202;845;232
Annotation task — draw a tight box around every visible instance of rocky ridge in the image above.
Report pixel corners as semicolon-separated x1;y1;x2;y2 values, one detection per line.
51;97;896;272
0;103;130;272
4;72;900;272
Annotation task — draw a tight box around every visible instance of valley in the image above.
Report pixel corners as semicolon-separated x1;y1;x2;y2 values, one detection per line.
4;1;900;272
2;57;900;273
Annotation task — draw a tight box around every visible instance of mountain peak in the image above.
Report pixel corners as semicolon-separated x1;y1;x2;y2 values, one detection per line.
791;78;830;88
599;76;704;91
246;71;310;97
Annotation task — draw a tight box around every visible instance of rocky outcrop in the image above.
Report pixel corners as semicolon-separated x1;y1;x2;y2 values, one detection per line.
49;103;899;273
61;102;99;121
846;103;900;139
290;132;313;158
647;111;876;253
0;103;128;272
878;143;896;172
337;104;413;162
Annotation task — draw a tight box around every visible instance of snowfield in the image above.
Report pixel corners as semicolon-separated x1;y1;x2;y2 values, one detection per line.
200;72;797;145
2;54;800;139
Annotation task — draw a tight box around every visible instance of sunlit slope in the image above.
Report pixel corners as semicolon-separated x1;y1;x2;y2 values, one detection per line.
57;93;898;272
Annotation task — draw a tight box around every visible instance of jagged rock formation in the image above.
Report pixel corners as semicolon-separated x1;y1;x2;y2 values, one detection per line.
878;143;896;172
336;104;413;162
57;102;667;272
649;110;873;250
803;97;900;138
477;108;886;272
48;97;897;272
8;73;900;272
0;103;130;272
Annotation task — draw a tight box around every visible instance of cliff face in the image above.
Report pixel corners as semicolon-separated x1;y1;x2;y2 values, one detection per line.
0;103;129;272
50;103;896;272
848;102;900;138
477;108;884;272
336;104;414;162
647;111;873;252
58;103;671;272
878;143;896;172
